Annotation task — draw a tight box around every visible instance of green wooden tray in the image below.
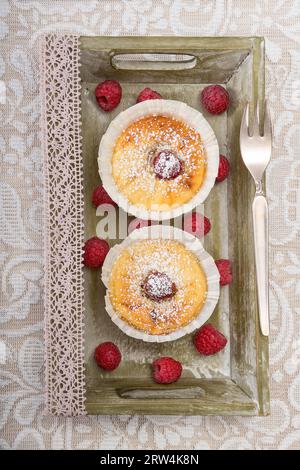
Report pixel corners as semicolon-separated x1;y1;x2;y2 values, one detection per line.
80;36;269;416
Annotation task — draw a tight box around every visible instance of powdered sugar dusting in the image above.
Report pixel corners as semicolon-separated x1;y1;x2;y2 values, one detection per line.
109;239;207;335
142;271;177;301
112;115;207;209
153;151;182;180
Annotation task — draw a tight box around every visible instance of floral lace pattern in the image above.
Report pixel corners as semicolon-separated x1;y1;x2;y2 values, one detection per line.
41;34;85;416
0;0;300;450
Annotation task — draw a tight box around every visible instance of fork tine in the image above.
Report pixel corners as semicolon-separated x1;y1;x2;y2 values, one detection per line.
263;99;272;139
240;102;250;139
253;102;260;136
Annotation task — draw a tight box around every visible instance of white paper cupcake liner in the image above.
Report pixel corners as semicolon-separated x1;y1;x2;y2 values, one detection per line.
102;225;220;343
98;100;219;221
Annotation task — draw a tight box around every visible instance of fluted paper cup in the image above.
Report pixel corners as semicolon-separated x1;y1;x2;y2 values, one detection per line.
102;225;220;342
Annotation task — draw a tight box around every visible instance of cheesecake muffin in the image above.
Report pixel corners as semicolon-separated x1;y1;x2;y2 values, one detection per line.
108;238;207;335
111;115;207;212
99;100;219;220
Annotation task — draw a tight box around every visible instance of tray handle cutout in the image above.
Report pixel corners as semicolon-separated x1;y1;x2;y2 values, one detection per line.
118;386;205;400
111;53;197;71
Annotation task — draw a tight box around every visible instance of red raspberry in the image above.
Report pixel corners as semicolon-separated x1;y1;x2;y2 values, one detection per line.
153;150;183;180
216;155;230;183
137;87;162;103
184;212;211;237
94;342;121;371
194;324;227;356
153;357;182;384
95;80;122;112
92;185;117;208
201;85;230;115
142;271;177;302
83;237;109;268
215;259;233;286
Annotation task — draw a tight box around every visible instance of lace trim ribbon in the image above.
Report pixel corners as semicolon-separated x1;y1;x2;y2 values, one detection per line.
41;34;86;416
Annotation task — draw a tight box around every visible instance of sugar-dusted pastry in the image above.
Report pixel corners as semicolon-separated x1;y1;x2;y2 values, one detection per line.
112;115;207;212
101;226;220;342
99;100;219;220
108;239;207;335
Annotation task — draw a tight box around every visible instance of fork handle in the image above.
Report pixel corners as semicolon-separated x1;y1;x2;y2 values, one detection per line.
252;194;269;336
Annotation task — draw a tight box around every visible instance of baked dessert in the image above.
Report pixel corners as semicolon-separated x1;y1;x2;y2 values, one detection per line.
108;239;207;335
98;100;219;220
112;115;207;212
102;225;220;342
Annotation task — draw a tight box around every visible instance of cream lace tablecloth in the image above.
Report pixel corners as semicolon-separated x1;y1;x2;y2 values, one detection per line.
1;0;299;450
